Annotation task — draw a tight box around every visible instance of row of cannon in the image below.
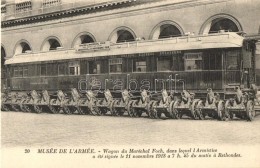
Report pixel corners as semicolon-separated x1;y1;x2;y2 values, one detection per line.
1;87;256;121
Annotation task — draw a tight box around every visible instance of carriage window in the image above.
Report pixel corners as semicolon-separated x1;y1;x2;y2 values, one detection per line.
89;61;101;74
58;63;67;76
226;50;239;70
133;58;146;72
14;67;23;77
157;56;172;71
40;64;47;76
69;61;80;75
184;53;202;71
23;67;28;76
109;58;122;73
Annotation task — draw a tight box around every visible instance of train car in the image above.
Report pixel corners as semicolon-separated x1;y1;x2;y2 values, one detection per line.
1;32;258;120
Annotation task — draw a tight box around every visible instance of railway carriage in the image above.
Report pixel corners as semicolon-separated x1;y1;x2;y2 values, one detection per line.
1;32;258;120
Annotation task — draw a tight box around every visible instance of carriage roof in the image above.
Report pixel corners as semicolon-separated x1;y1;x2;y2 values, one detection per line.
5;32;244;65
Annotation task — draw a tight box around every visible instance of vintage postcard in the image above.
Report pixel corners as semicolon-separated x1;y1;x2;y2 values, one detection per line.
1;0;260;167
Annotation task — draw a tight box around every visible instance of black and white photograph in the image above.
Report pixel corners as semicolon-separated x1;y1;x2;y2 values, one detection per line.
1;0;260;167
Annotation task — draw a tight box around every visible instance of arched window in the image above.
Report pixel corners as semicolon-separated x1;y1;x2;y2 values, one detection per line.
81;35;94;44
41;37;62;51
200;14;242;34
109;27;136;43
49;39;61;50
72;33;96;48
14;41;32;55
159;24;182;39
209;18;239;33
116;30;135;43
150;21;184;39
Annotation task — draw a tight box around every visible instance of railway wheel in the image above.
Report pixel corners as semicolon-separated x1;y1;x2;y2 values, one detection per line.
196;100;205;120
246;100;255;121
173;101;181;119
191;100;199;120
218;100;226;121
34;105;42;113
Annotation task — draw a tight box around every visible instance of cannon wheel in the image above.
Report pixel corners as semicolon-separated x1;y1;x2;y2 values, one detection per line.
169;101;176;119
191;99;199;120
96;107;104;116
147;101;155;118
218;100;227;121
49;105;59;114
1;104;10;111
246;100;255;121
11;104;21;112
151;102;161;119
127;100;135;117
89;105;98;116
173;101;181;119
196;100;205;120
63;106;73;115
34;105;42;113
111;100;119;116
77;107;85;115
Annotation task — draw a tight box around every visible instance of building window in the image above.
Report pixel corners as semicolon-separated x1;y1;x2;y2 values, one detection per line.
184;53;203;71
40;64;47;76
69;61;80;75
43;0;61;7
16;1;32;13
109;58;122;73
133;58;146;72
1;5;6;14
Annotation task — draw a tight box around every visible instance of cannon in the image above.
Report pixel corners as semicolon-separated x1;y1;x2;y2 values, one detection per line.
172;90;199;119
19;90;44;113
62;88;83;115
1;92;12;111
128;89;152;117
196;88;225;120
111;89;132;116
75;90;100;115
48;90;68;114
149;89;175;119
1;92;27;112
225;86;255;121
95;89;114;115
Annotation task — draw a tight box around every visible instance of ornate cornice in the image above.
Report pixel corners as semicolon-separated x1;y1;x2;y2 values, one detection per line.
1;0;142;28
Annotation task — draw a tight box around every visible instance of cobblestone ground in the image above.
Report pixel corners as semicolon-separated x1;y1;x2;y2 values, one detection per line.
1;111;260;147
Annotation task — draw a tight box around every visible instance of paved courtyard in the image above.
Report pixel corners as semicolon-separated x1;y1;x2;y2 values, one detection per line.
2;111;260;147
